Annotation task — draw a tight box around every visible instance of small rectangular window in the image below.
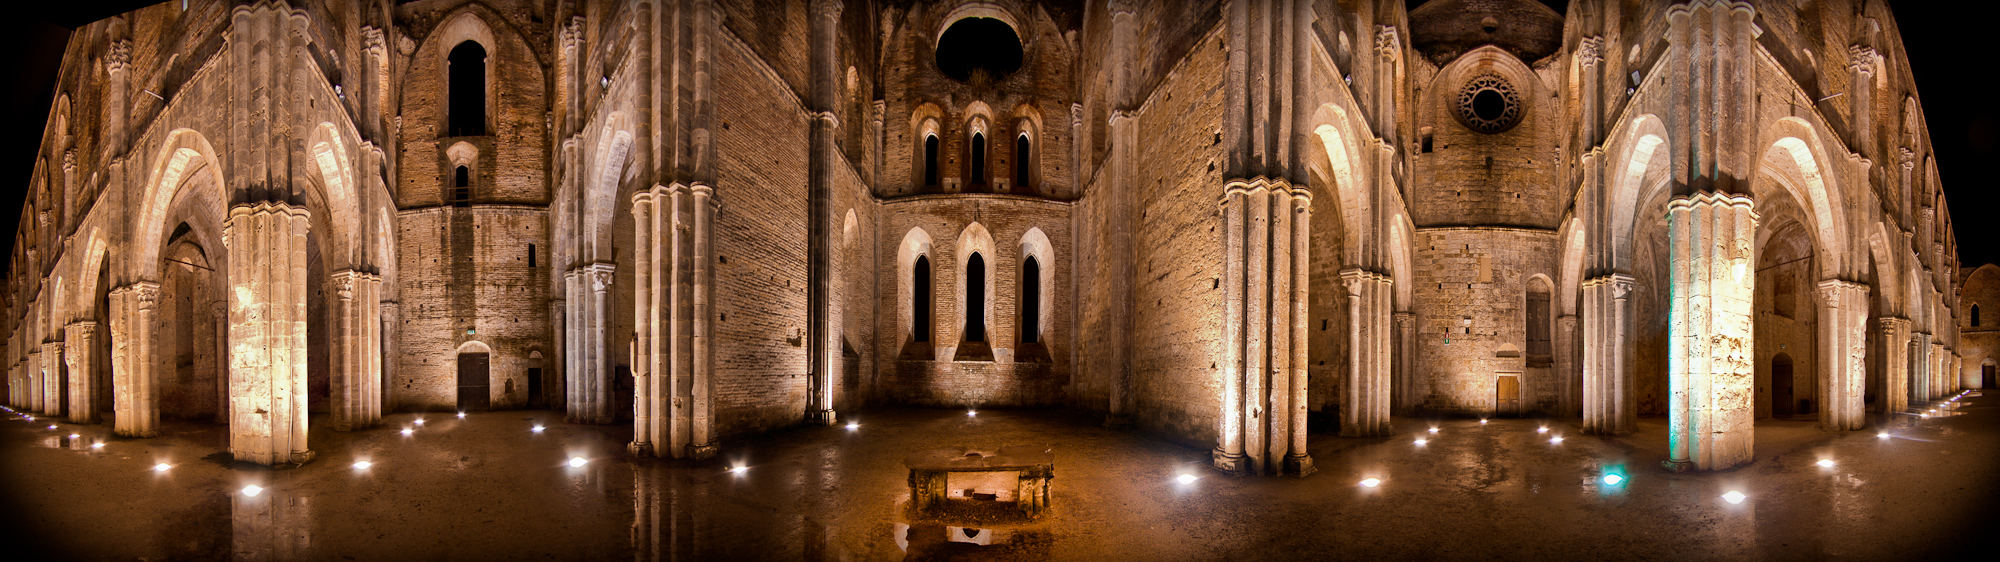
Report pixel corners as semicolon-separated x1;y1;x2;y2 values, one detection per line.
528;244;537;267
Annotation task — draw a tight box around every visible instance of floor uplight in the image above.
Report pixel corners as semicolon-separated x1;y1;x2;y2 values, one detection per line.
1815;459;1835;468
400;428;414;436
242;485;264;497
457;412;467;419
1479;419;1488;425
1721;490;1746;504
845;422;859;431
1176;473;1199;485
46;424;57;430
353;460;373;470
152;463;173;473
1537;426;1549;433
1550;436;1565;444
1877;431;1891;439
1414;438;1429;446
1358;477;1382;488
67;433;79;439
1602;473;1624;486
730;465;748;476
532;424;546;433
568;457;588;468
90;442;104;450
967;409;978;418
1428;427;1439;434
414;418;426;426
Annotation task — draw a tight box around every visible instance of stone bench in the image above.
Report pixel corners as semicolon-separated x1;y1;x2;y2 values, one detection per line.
905;446;1053;519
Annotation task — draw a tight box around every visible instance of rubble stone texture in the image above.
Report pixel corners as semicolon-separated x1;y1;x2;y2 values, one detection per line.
0;0;1976;473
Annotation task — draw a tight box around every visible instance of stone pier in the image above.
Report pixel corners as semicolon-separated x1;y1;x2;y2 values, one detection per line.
225;202;313;466
1582;274;1635;434
330;270;383;431
109;282;160;437
1665;192;1757;472
1816;280;1870;431
629;183;719;459
1214;178;1315;476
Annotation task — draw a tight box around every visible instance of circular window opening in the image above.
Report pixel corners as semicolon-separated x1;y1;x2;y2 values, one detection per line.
936;18;1023;82
1472;90;1507;121
1453;74;1523;134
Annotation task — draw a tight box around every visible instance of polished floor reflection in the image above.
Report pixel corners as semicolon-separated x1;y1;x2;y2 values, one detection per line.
2;394;1996;559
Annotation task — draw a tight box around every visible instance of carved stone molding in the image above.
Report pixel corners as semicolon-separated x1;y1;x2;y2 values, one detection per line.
1848;44;1878;76
1577;36;1604;68
105;40;131;73
1375;25;1400;59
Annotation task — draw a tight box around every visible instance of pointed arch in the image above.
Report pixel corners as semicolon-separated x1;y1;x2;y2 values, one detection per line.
1308;103;1370;268
307;122;363;268
1608;114;1671;273
897;227;937;347
584;113;635;261
132;129;228;283
1019;227;1055;345
954;222;997;347
1756;117;1851;279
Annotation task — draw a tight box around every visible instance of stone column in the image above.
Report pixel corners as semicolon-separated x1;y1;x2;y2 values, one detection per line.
1847;45;1877;155
1816;280;1869;431
1103;0;1139;427
26;351;40;417
1339;268;1393;439
1393;311;1417;414
1878;317;1910;413
330;270;383;431
109;282;160;437
1213;178;1314;476
629;189;657;456
1582;274;1634;434
1555;314;1580;417
379;300;399;415
1932;341;1947;400
689;184;718;459
804;0;842;427
585;263;615;424
41;342;64;417
1909;333;1929;405
564;269;581;419
225;202;314;466
1664;192;1757;472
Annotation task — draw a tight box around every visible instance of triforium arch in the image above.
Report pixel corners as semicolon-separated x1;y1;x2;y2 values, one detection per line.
897;227;936;358
951;222;996;360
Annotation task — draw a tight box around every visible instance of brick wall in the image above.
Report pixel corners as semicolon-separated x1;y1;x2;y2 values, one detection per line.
1411;227;1557;415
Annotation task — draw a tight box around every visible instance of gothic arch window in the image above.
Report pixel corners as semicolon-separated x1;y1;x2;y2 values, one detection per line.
1526;277;1552;366
1014;132;1033;191
964;253;987;342
924;134;941;188
913;255;933;342
448;41;488;136
1020;255;1040;343
1975;303;1982;327
969;132;988;188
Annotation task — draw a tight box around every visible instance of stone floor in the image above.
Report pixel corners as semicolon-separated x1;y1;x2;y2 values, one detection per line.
2;393;1995;560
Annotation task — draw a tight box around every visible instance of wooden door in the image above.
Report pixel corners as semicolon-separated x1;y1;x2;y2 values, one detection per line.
1495;375;1520;416
458;352;490;411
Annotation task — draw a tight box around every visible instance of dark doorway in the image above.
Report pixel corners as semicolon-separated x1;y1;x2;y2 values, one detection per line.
447;41;486;136
527;367;543;408
1772;353;1795;418
458;352;491;411
1984;364;1995;389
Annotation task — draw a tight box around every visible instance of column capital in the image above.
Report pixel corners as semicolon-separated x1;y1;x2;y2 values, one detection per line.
331;269;362;301
812;0;844;22
1847;44;1879;77
1878;316;1909;331
1374;25;1401;60
1815;278;1870;308
1392;311;1416;327
61;149;75;173
560;16;585;50
105;39;131;73
583;263;616;293
1577;35;1605;68
1107;0;1140;18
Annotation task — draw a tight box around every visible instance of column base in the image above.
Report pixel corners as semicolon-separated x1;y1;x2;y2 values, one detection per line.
115;428;158;439
1284;453;1316;477
628;441;654;457
1661;458;1692;473
689;442;718;460
1103;413;1132;428
234;449;317;467
1211;449;1247;475
806;408;837;426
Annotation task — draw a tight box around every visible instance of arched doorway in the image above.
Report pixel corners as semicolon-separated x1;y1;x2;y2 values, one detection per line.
1983;360;1996;389
1772;353;1796;418
457;342;493;411
159;231;227;424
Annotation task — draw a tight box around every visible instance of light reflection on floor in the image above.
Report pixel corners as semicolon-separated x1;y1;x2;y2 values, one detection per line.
0;393;1995;559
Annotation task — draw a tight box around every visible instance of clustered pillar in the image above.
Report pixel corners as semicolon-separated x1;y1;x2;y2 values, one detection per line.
109;281;160;437
1816;280;1870;430
1878;317;1910;414
1664;192;1757;472
1581;274;1634;434
330;270;383;431
1909;333;1930;404
40;342;64;417
564;263;616;424
628;183;718;459
1213;178;1314;476
224;202;314;466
